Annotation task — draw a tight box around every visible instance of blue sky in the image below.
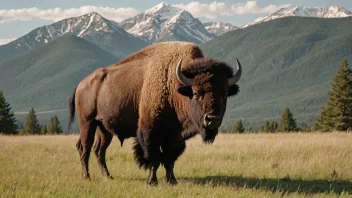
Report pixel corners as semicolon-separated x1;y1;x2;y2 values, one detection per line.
0;0;351;43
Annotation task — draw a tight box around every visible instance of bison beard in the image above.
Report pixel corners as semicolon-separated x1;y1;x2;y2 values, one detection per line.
202;128;219;144
69;42;241;185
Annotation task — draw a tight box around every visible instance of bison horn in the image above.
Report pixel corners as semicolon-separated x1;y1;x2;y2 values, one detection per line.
176;58;193;86
228;58;242;86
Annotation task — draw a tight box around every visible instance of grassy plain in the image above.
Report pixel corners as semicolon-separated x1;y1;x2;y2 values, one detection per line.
0;133;351;197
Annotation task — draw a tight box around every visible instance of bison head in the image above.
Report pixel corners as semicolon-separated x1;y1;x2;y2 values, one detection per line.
176;58;241;143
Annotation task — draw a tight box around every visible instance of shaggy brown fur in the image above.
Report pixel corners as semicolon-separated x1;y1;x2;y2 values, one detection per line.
69;41;240;185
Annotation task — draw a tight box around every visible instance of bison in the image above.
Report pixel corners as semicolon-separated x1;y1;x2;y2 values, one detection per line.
68;42;241;185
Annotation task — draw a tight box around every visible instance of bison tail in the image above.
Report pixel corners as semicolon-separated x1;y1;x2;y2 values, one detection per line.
68;86;78;132
76;138;82;151
133;139;150;170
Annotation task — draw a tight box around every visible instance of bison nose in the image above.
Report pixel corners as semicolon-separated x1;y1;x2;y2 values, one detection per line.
203;114;222;129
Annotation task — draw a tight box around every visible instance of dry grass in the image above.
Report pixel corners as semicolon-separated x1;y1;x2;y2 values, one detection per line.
0;133;351;197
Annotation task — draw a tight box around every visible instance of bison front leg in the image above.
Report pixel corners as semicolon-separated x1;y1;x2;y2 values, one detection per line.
164;162;177;185
135;126;162;186
162;142;186;185
147;161;160;186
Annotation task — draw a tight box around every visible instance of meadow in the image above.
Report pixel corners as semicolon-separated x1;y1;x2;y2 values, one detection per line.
0;133;351;197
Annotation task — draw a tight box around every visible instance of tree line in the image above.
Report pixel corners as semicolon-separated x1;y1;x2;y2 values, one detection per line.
19;108;63;135
232;108;299;133
1;58;351;134
0;91;63;135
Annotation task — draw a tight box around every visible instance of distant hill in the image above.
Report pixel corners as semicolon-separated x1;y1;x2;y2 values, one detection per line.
0;35;119;130
0;12;149;61
200;17;352;129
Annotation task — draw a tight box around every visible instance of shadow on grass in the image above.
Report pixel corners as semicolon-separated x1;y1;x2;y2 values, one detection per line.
181;175;352;195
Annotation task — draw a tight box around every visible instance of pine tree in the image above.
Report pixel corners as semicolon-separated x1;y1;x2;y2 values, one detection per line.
47;116;63;134
316;58;352;131
278;108;297;132
21;108;40;135
247;127;253;133
315;107;333;131
40;124;47;135
301;124;312;132
261;121;270;132
269;121;278;133
232;120;245;133
0;90;17;134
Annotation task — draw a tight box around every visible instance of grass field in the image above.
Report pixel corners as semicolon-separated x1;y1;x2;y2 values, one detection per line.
0;133;351;197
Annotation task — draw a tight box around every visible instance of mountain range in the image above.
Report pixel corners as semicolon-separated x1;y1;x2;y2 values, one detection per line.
0;35;119;130
243;5;352;28
0;3;352;131
0;12;149;61
120;2;214;44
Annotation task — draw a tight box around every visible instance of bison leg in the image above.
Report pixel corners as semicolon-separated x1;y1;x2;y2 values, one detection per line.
133;141;160;185
162;142;186;185
78;119;98;180
147;162;160;186
93;124;113;179
136;127;162;185
164;162;176;185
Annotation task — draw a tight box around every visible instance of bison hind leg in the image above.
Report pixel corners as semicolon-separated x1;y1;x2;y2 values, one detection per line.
93;124;113;179
133;139;150;170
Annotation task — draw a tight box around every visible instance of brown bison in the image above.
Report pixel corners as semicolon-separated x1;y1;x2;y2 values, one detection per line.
68;42;241;185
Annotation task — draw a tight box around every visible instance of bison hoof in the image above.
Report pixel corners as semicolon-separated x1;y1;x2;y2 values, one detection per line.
82;174;91;180
147;178;158;186
167;175;178;185
167;179;178;185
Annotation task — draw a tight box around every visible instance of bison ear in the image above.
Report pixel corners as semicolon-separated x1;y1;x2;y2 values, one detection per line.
177;86;193;98
228;84;239;97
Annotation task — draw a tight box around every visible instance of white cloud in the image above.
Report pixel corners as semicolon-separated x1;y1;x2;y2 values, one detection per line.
174;1;291;19
0;6;139;24
0;2;291;24
0;38;16;45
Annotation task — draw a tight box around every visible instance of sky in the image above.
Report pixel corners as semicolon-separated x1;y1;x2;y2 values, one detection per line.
0;0;351;44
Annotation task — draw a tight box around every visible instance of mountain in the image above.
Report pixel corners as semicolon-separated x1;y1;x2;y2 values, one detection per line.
203;22;238;36
0;12;149;61
120;2;214;44
0;35;118;113
0;38;15;46
200;17;352;130
243;5;352;28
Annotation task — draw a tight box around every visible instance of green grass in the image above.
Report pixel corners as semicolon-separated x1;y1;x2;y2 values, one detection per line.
0;133;351;197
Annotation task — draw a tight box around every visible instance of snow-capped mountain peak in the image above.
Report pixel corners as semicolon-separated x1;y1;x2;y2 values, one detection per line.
167;10;192;25
145;2;168;14
243;5;352;28
272;5;352;18
1;12;149;60
203;22;238;36
120;3;214;44
145;2;180;17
